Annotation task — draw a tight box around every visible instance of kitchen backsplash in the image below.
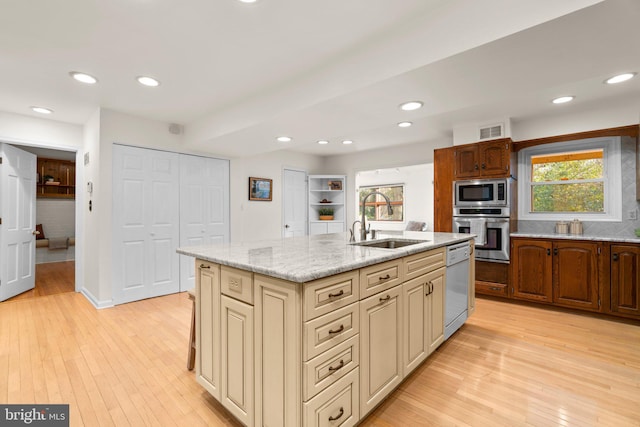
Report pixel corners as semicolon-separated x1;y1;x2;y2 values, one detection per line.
518;136;640;238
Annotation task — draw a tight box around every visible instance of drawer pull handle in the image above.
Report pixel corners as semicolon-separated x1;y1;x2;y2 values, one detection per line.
379;274;391;281
328;359;345;373
200;264;210;269
489;287;501;291
379;295;391;303
328;407;344;421
328;324;345;335
328;290;344;298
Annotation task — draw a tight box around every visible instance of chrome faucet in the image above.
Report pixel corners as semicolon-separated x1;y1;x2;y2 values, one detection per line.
359;191;394;241
349;220;362;242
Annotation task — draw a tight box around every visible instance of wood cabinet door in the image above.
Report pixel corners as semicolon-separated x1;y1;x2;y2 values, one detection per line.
610;244;640;317
433;147;454;232
427;267;445;354
360;285;403;417
221;295;254;426
511;239;553;302
454;145;479;179
402;276;428;376
553;241;600;311
479;140;510;177
196;261;221;400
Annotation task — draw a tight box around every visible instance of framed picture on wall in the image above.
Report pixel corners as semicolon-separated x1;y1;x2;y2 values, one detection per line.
249;177;273;201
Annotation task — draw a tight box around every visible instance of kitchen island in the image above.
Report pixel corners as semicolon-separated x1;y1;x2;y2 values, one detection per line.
178;231;474;427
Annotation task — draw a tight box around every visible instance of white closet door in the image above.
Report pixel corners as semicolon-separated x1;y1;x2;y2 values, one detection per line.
179;154;229;292
113;145;180;304
283;169;307;237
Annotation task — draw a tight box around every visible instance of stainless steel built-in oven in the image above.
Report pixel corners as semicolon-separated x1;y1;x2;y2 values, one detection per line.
452;214;510;262
453;177;512;263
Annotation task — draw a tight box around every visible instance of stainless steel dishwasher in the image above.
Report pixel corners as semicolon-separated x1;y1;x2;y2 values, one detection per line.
445;241;470;340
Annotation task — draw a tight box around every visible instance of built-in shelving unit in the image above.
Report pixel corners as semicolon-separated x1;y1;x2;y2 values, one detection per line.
308;174;346;235
36;157;76;199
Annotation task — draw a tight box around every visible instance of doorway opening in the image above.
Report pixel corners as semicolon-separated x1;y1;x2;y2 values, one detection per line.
4;145;76;302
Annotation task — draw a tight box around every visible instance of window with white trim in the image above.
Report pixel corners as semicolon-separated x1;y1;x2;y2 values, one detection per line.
518;137;622;221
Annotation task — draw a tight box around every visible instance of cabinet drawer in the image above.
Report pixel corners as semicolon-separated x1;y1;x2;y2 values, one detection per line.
475;280;508;297
303;335;359;401
303;368;359;427
359;259;403;299
221;265;253;305
404;248;445;281
304;271;359;321
304;303;359;361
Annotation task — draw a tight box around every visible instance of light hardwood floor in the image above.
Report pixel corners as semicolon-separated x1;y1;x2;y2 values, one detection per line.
1;293;638;426
6;261;75;302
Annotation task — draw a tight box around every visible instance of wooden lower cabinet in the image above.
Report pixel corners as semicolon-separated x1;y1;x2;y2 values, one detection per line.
553;241;600;310
611;244;640;317
359;285;403;417
511;238;602;311
511;239;553;302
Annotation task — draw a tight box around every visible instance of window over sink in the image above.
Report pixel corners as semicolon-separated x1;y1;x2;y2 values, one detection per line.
518;137;622;221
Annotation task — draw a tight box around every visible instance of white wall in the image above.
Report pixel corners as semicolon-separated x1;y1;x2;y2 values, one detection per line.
322;139;446;230
230;150;325;242
356;164;434;232
36;200;75;238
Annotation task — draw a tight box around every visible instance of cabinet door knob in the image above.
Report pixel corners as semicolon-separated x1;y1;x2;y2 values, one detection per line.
328;324;345;335
481;163;486;169
328;290;344;298
379;295;391;303
200;264;210;269
474;164;479;170
613;253;619;261
547;248;551;256
553;247;558;255
327;359;345;373
285;224;290;228
379;274;391;281
328;407;344;422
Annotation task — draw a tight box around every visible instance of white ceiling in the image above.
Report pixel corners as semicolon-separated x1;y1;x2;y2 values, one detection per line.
1;0;639;158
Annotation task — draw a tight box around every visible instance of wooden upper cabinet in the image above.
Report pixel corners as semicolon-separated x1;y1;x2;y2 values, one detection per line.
553;241;601;311
37;157;76;199
433;147;454;232
454;138;512;179
610;244;640;317
511;238;553;302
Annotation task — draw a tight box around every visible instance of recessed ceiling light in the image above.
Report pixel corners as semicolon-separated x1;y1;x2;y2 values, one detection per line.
317;140;329;145
30;106;53;114
342;140;353;145
136;76;160;87
552;96;574;104
399;101;423;111
397;121;412;128
69;71;98;84
277;136;292;142
238;0;258;3
605;72;637;84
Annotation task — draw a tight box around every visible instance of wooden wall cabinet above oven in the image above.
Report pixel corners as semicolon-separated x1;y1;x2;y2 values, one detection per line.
454;138;513;179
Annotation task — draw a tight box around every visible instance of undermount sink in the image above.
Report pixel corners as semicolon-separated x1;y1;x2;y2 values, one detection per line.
350;238;429;249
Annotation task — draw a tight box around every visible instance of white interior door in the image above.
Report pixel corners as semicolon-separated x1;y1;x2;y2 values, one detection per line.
0;143;37;302
112;145;180;305
283;169;307;237
179;154;230;292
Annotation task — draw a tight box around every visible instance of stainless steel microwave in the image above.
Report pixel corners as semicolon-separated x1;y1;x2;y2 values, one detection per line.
454;178;510;207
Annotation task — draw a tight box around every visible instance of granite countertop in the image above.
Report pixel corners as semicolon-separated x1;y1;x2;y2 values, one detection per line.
511;232;640;244
177;231;472;283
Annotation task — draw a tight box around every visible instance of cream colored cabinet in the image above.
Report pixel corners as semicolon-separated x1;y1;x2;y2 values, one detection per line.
303;368;360;427
468;242;476;315
221;295;254;426
254;275;302;427
427;268;445;354
402;275;429;376
359;285;403;417
195;261;220;399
